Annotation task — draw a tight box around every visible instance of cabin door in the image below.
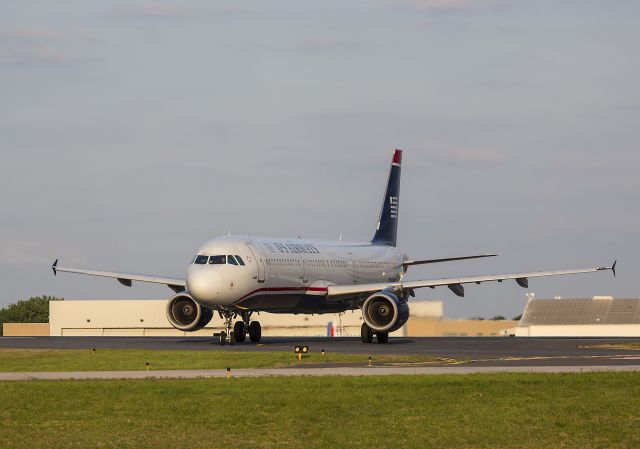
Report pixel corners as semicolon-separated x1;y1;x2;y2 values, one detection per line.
246;243;265;283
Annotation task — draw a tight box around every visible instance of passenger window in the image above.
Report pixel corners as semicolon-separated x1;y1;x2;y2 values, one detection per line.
194;255;208;265
228;255;238;265
235;255;245;266
208;255;226;264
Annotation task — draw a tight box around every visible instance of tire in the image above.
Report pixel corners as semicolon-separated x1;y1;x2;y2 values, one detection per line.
377;332;389;344
249;321;261;343
229;331;236;345
219;331;226;345
234;321;246;342
361;323;373;343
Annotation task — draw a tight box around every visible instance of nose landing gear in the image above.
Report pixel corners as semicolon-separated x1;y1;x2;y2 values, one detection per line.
219;311;235;345
217;310;261;345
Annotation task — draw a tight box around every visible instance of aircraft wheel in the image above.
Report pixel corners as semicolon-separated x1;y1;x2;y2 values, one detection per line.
234;321;246;342
361;323;373;343
249;321;261;342
229;331;236;345
219;331;226;346
376;332;389;344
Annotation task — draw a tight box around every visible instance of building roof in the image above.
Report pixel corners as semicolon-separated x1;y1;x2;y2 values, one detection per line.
519;298;640;326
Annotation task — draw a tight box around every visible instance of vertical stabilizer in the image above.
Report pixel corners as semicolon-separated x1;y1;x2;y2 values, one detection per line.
371;149;402;246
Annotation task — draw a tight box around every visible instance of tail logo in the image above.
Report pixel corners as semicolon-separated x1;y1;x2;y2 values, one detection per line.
390;196;399;218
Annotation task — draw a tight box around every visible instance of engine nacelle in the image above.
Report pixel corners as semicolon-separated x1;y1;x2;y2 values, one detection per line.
166;293;213;332
362;291;410;333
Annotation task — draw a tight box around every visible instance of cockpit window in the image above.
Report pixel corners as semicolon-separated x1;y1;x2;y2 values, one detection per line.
235;255;245;266
194;255;208;265
227;255;238;265
208;255;226;264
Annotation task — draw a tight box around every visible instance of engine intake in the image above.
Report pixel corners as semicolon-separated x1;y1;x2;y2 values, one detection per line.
166;293;213;332
362;291;410;333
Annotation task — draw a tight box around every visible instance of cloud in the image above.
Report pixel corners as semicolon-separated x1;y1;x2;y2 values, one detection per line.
0;26;98;44
430;146;506;165
0;26;98;69
0;47;88;68
249;36;359;54
113;2;190;20
298;36;360;53
390;0;507;12
0;240;87;267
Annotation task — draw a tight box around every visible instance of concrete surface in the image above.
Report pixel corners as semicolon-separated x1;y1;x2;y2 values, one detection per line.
1;365;640;381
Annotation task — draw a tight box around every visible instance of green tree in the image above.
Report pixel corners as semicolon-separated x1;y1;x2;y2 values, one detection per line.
491;315;506;321
0;296;63;336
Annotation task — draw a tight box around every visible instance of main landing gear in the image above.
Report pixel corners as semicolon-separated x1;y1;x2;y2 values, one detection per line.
361;323;388;344
218;310;261;345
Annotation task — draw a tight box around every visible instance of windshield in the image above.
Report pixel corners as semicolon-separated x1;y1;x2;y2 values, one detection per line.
208;255;226;264
194;255;208;264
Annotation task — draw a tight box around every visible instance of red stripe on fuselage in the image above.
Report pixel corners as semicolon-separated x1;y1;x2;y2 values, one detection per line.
236;286;328;302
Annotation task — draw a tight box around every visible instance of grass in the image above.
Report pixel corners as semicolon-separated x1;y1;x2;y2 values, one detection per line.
0;373;638;449
0;348;449;372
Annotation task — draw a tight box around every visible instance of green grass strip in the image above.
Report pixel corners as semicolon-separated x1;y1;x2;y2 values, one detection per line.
0;348;445;372
0;373;638;449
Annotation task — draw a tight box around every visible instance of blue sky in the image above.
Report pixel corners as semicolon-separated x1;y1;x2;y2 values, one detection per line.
0;0;637;318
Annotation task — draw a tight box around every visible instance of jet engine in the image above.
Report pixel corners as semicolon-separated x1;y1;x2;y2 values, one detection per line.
362;291;410;333
166;293;213;331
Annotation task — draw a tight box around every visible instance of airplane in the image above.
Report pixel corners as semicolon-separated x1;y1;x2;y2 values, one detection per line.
52;149;616;345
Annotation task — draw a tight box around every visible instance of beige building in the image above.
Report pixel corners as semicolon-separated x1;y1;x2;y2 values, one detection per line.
0;299;517;338
20;297;637;339
48;299;444;337
2;323;49;337
406;318;517;337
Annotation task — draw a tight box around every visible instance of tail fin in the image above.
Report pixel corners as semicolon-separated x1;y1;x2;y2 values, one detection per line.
371;149;402;247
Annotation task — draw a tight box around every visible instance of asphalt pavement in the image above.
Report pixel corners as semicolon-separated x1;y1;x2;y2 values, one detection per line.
2;336;640;368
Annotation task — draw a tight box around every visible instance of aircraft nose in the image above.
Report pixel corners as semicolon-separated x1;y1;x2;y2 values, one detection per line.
186;266;220;301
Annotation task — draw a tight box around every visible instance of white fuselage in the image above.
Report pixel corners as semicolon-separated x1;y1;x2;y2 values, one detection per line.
186;235;406;313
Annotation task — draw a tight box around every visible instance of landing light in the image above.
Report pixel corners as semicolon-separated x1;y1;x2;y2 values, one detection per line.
294;345;309;361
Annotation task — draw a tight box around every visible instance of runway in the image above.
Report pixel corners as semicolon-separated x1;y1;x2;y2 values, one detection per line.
2;336;640;368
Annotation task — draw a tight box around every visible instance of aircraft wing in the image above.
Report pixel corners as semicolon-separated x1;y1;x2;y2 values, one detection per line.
403;254;497;269
327;262;616;298
52;259;186;293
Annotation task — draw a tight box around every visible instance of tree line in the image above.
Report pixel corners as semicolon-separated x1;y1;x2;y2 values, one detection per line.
0;296;63;336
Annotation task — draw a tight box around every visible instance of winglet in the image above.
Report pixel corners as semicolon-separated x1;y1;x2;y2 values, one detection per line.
52;259;58;276
597;260;617;277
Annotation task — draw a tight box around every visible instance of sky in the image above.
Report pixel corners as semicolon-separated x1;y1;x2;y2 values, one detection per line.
0;0;638;319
